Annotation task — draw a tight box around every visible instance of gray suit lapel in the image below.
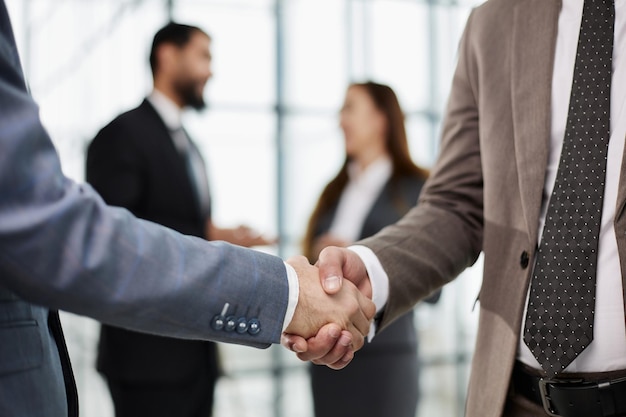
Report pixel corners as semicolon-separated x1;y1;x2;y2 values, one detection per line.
511;0;561;244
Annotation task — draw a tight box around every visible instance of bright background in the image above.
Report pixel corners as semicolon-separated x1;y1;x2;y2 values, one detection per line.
5;1;484;416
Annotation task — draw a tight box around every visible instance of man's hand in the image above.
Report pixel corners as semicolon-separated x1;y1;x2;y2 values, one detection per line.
281;323;357;369
283;256;375;361
316;246;372;297
282;247;373;369
206;220;277;247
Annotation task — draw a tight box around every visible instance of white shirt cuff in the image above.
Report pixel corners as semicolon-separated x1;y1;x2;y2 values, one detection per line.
281;262;300;332
347;245;390;341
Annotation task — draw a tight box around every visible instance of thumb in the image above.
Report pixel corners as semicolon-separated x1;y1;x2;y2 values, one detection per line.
316;246;345;294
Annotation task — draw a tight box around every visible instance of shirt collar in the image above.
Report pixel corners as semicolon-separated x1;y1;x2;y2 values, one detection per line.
347;155;393;184
147;89;183;130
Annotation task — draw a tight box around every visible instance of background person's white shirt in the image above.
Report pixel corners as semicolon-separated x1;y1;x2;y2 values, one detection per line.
329;157;392;243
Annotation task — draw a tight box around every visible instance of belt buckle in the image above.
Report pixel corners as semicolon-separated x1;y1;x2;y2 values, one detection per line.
538;378;585;417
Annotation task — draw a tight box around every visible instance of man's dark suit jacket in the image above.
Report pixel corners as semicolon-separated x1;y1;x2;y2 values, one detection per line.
310;174;440;417
87;100;219;383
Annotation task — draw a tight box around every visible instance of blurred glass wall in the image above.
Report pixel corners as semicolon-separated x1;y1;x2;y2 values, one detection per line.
5;0;483;416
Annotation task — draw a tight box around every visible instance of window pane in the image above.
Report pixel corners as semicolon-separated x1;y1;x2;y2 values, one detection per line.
406;114;438;168
282;0;348;109
369;0;430;112
174;2;276;107
186;109;278;235
282;113;344;253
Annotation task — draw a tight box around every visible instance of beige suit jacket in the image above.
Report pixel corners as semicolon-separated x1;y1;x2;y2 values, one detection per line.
360;0;626;415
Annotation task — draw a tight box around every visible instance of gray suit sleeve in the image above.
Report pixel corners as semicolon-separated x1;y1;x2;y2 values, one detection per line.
0;26;288;348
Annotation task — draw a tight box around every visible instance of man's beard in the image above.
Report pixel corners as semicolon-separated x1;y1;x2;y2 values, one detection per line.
175;78;206;110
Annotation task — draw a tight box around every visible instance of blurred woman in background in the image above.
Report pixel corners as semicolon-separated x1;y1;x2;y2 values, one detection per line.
303;81;440;417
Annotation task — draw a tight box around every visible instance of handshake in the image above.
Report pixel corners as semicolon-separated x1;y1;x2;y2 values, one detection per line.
281;247;375;370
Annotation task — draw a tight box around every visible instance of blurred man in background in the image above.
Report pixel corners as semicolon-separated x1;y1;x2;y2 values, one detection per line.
87;22;272;417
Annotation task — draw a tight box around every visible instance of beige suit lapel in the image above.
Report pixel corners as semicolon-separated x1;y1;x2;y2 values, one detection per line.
511;0;561;244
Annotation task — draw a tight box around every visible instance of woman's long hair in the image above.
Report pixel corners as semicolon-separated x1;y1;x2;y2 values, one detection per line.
302;81;429;261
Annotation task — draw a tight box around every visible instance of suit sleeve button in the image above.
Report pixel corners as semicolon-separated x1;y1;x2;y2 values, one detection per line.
520;251;529;269
236;317;249;334
248;319;261;335
211;315;225;331
225;316;237;332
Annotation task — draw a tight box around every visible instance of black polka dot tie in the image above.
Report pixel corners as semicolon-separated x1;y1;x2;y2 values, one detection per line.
523;0;614;378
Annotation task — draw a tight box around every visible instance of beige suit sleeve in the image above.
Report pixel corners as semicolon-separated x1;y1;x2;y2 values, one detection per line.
359;10;483;331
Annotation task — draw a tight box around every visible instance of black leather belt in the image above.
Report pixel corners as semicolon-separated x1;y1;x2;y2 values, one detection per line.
512;362;626;417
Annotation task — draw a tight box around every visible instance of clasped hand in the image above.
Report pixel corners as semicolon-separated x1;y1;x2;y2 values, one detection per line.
282;248;373;370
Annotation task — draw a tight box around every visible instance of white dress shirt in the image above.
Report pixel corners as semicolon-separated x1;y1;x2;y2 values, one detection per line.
356;0;626;371
148;89;183;131
329;157;393;243
149;89;299;331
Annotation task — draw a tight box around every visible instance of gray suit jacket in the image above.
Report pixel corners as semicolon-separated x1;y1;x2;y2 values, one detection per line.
0;3;288;416
359;0;626;416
